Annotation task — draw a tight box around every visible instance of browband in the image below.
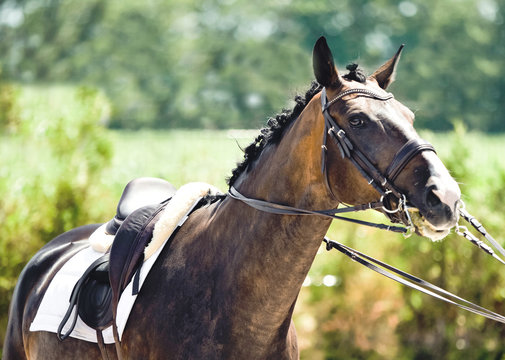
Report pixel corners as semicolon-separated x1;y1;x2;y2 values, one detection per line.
321;87;394;112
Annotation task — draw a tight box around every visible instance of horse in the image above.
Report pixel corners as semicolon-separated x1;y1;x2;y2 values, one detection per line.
3;37;461;359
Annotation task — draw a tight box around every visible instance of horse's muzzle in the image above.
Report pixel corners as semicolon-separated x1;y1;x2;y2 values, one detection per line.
419;176;461;230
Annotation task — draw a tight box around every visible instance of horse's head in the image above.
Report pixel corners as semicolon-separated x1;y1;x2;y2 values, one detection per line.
313;37;460;240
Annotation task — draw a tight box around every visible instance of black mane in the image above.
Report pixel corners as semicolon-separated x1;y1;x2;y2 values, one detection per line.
227;65;367;186
226;81;321;186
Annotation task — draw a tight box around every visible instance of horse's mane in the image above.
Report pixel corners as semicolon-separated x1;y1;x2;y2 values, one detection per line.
343;63;366;83
227;64;366;187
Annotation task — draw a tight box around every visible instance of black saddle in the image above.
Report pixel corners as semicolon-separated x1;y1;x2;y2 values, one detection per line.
57;177;177;340
105;177;177;236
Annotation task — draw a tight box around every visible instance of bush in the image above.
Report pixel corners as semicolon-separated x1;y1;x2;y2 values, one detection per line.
0;67;19;133
0;85;113;352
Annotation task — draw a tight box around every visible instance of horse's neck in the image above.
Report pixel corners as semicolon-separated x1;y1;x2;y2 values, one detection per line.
223;98;338;333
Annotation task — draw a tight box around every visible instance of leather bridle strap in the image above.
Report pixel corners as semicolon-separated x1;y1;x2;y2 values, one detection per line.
324;237;505;324
228;187;407;233
227;87;437;234
320;87;436;200
228;87;439;233
321;88;398;198
386;138;436;182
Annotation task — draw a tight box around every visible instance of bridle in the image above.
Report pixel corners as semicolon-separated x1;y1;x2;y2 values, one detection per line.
230;86;437;233
228;86;505;324
319;86;435;227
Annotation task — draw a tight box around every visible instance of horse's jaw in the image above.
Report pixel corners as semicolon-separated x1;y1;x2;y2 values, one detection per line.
408;209;452;241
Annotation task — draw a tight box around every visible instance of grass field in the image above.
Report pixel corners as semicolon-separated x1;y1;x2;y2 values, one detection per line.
103;129;256;194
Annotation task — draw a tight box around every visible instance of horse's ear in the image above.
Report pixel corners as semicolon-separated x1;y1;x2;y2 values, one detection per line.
313;36;341;88
370;44;404;89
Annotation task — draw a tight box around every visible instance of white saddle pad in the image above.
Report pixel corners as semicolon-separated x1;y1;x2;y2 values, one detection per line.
29;241;167;343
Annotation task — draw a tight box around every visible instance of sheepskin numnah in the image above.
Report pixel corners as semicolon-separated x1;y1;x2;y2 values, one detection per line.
90;182;223;261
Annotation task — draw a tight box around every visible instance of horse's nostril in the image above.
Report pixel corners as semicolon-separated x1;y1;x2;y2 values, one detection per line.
426;189;442;208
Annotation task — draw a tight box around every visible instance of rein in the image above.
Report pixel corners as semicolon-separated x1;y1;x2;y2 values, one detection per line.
228;187;406;233
228;86;505;324
324;202;505;324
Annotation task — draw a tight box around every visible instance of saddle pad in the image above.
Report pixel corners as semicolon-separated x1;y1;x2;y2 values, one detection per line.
29;236;170;344
90;182;222;258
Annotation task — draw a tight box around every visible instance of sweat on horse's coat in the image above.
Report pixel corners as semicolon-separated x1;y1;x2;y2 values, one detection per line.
30;182;221;344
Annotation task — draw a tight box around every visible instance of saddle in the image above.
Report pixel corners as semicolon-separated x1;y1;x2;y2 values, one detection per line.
57;177;177;340
57;179;222;349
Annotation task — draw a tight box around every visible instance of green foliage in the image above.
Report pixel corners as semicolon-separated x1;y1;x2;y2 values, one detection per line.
3;0;505;131
0;85;113;351
0;67;19;133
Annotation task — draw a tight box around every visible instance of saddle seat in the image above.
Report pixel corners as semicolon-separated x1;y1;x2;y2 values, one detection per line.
105;177;177;236
89;177;177;253
57;178;223;341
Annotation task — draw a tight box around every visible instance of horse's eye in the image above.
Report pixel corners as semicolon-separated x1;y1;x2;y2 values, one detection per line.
349;117;364;128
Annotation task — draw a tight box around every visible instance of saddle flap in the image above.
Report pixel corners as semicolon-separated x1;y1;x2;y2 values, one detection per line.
90;261;109;283
58;254;113;339
77;278;113;330
109;203;166;311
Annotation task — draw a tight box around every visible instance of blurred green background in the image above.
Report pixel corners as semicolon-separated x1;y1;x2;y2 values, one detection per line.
2;0;505;358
